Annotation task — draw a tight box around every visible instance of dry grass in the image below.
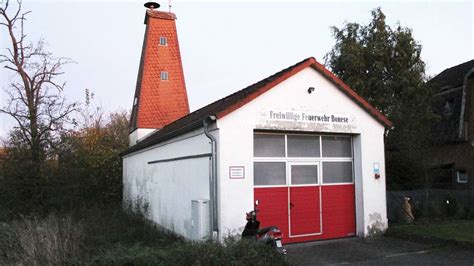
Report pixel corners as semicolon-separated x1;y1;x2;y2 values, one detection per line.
1;206;287;265
0;214;83;265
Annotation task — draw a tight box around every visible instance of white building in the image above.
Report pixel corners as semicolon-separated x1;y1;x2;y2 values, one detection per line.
122;5;392;244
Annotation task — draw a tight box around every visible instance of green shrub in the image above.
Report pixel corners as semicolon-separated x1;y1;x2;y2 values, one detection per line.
90;243;169;265
79;203;180;252
165;237;286;265
0;111;129;219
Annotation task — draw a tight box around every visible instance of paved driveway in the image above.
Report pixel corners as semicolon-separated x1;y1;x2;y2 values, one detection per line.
285;237;474;265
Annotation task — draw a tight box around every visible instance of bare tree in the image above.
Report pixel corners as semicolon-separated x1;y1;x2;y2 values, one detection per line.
0;0;76;172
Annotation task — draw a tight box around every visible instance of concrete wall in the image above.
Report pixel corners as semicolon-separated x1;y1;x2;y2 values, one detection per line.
216;67;388;238
123;128;216;238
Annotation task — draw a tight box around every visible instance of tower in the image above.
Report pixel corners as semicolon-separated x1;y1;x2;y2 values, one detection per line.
129;2;190;145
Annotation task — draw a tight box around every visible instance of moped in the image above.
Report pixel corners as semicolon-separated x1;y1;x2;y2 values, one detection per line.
242;200;287;255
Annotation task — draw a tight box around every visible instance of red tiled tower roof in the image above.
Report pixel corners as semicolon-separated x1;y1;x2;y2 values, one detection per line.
129;9;190;133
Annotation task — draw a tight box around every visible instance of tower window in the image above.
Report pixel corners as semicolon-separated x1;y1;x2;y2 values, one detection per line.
133;97;138;106
159;36;167;46
160;71;169;80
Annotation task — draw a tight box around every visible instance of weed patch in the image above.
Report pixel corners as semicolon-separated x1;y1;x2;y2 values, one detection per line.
1;205;287;265
0;214;83;265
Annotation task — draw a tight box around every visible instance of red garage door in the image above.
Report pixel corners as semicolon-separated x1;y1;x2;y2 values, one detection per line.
253;133;355;244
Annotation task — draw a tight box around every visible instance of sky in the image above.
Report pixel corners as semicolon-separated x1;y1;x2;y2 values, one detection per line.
0;0;473;137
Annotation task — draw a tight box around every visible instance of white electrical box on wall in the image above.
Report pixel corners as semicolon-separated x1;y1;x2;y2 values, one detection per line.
191;199;210;241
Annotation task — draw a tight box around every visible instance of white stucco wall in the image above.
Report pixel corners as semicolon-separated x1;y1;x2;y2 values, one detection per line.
129;128;157;146
123;128;216;238
216;67;387;238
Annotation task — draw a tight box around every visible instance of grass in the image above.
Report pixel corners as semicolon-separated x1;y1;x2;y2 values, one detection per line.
387;220;474;245
0;204;287;265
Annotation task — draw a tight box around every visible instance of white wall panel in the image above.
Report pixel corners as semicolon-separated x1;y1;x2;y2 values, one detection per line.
123;128;215;238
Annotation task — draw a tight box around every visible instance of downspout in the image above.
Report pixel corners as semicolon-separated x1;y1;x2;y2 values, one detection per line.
459;69;474;140
203;116;218;239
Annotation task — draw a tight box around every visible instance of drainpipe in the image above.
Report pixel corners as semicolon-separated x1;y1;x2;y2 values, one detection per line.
203;115;218;239
459;69;474;140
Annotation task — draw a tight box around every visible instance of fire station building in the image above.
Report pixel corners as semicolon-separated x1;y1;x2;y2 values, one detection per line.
122;5;392;244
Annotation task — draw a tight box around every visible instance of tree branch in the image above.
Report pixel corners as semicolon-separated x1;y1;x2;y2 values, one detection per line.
1;0;75;168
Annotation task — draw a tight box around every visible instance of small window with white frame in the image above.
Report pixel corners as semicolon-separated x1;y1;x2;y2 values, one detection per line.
160;71;169;81
457;170;468;183
159;36;167;46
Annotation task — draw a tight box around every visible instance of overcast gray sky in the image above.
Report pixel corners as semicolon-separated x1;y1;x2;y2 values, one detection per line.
1;0;473;137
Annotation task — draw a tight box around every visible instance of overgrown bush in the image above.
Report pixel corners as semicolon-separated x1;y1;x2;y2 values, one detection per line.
0;110;129;219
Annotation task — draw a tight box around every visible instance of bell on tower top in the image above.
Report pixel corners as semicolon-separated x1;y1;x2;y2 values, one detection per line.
144;2;160;10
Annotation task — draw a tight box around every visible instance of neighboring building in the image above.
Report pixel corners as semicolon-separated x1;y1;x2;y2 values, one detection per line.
122;4;392;244
429;59;474;189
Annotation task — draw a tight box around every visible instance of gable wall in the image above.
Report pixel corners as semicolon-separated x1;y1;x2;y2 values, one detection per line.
216;67;387;238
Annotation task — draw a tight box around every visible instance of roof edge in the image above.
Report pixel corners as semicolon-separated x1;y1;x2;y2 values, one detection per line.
217;57;393;128
121;118;207;157
309;59;393;128
122;56;393;157
129;17;151;133
216;57;313;119
146;10;177;21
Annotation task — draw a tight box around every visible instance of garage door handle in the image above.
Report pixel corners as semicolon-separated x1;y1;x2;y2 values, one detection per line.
290;202;294;208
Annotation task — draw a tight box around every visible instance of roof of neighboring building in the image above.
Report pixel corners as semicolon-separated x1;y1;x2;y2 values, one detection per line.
429;59;474;90
122;57;392;156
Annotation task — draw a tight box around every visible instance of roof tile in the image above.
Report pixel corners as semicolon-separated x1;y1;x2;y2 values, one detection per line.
130;10;189;132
